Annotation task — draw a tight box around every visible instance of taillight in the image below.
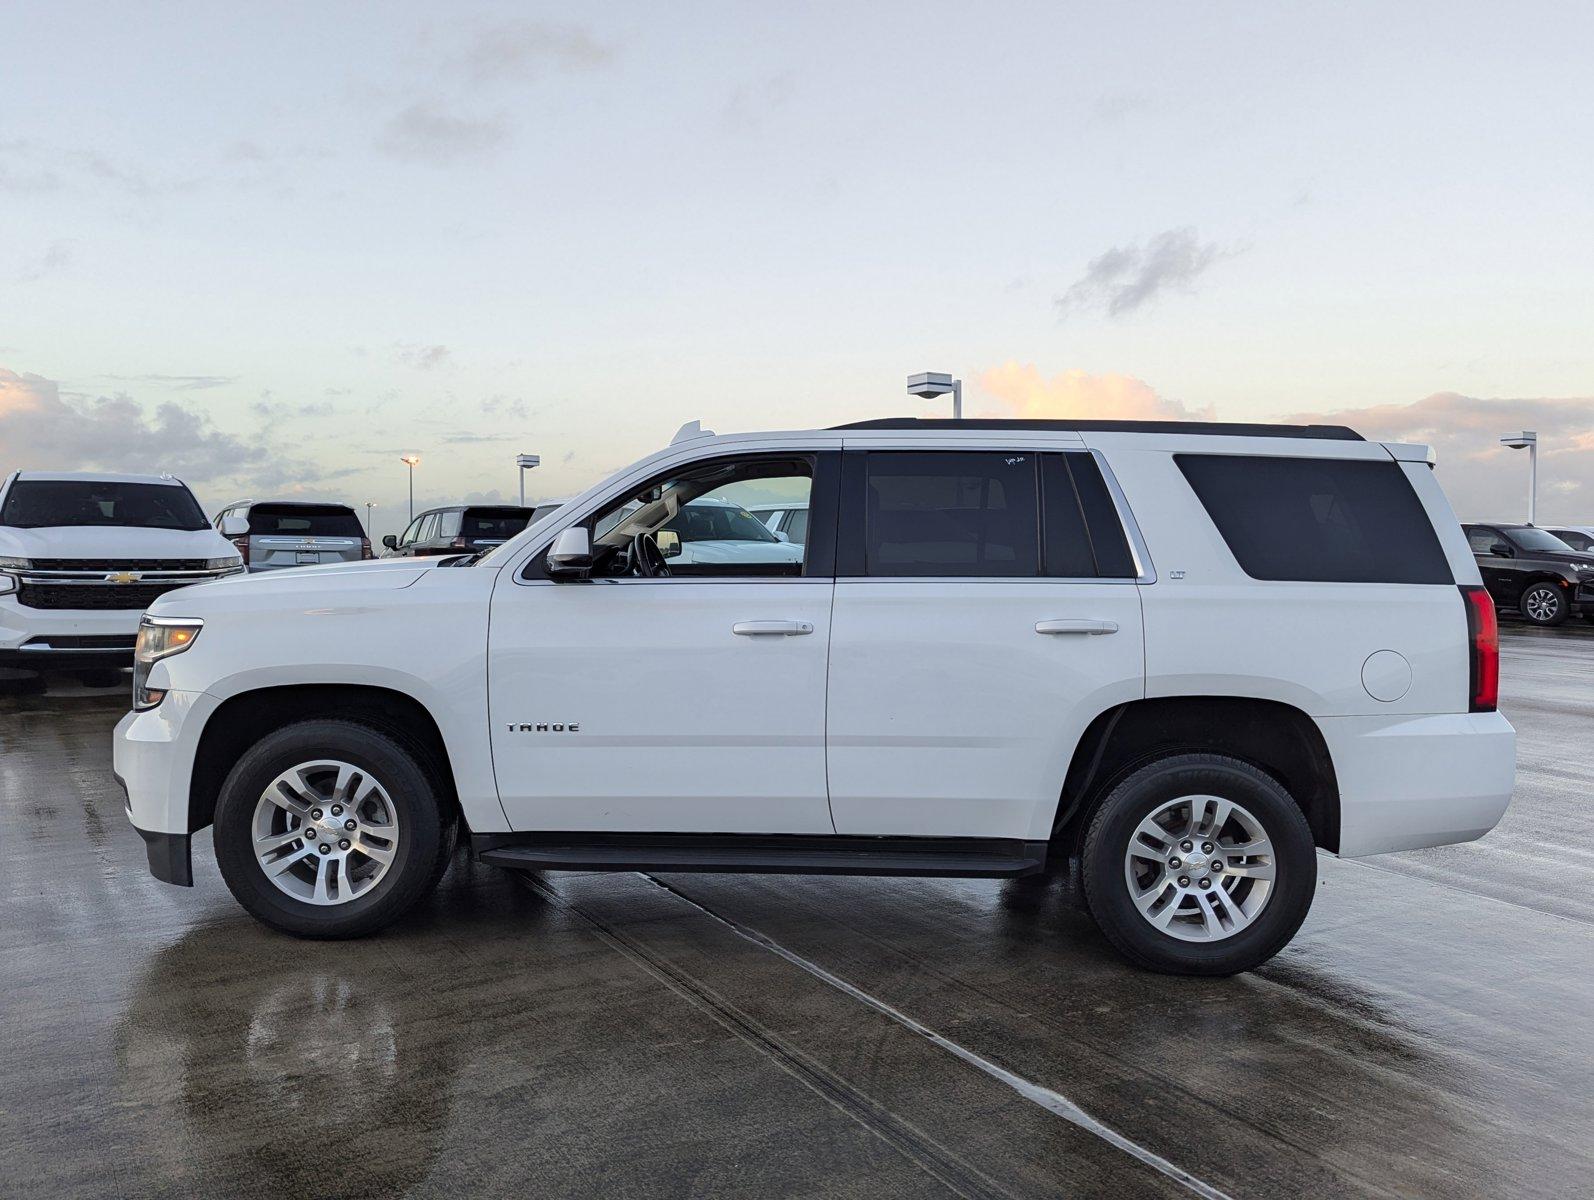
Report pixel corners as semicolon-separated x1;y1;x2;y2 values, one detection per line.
360;537;373;559
230;536;250;566
451;536;469;548
1461;585;1498;712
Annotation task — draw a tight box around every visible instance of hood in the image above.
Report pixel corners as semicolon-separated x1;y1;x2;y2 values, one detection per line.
0;524;235;560
146;554;439;614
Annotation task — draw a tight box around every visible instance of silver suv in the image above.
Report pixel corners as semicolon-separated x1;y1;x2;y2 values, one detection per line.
213;500;371;572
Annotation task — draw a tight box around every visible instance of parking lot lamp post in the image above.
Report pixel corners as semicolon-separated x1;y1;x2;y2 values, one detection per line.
516;453;541;506
400;455;420;522
1500;432;1538;524
364;502;375;536
908;371;962;420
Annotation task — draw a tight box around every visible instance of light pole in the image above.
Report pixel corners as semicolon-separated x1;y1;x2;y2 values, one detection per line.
364;501;375;535
516;453;541;506
1500;431;1538;524
400;455;420;522
908;371;962;419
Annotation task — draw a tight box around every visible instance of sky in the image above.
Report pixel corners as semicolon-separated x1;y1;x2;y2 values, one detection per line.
3;0;1593;537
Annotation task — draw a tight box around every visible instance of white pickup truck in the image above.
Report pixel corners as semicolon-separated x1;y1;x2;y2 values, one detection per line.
114;418;1515;975
0;471;244;671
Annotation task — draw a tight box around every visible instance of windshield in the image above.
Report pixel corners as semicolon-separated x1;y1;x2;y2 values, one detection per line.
663;501;779;543
1509;527;1577;553
1;480;209;531
248;504;363;537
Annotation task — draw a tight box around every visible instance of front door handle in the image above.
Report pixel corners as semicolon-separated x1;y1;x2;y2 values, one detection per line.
1035;619;1119;636
733;620;815;636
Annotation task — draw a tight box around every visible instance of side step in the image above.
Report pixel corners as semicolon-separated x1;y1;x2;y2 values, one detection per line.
473;833;1049;879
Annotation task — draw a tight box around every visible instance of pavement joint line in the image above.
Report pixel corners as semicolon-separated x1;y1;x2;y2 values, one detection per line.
639;873;1234;1200
514;872;1013;1200
1337;854;1594;929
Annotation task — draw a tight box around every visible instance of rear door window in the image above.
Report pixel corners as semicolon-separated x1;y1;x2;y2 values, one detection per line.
1177;454;1452;584
860;451;1039;576
247;504;363;537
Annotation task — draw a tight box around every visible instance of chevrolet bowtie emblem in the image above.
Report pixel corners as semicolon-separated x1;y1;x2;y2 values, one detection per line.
105;571;143;584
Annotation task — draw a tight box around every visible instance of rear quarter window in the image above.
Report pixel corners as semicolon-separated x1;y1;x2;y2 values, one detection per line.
1176;454;1453;584
247;504;363;537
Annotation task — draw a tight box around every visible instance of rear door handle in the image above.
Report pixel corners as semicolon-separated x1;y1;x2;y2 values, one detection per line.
733;620;815;636
1035;619;1119;636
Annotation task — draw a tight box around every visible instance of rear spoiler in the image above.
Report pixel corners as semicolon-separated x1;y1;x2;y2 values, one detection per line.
1382;442;1437;467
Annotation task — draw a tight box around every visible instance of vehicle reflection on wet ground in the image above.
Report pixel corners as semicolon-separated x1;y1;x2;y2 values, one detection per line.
1;627;1590;1198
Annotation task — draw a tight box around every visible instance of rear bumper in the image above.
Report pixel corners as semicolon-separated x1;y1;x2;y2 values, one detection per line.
1318;711;1516;856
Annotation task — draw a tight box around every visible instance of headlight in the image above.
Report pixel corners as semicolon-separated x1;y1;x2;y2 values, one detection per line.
133;616;204;710
205;555;245;571
0;556;30;569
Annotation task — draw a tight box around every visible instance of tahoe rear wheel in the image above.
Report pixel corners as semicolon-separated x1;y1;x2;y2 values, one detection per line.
1082;753;1316;976
1519;583;1568;626
214;720;455;938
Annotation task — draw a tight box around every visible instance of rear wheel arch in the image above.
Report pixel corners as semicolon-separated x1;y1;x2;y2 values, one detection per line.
1052;696;1340;857
188;684;461;835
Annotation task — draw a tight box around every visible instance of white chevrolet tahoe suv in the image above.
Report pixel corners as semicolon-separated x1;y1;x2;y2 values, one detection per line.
0;472;244;672
114;419;1515;975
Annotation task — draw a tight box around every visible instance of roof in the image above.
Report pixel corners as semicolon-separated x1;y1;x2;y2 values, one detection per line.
11;471;189;485
832;418;1364;440
233;498;359;510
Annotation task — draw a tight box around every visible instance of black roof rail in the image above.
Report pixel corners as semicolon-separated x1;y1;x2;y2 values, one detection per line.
831;418;1364;441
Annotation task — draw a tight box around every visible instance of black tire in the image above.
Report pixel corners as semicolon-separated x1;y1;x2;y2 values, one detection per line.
1519;582;1568;626
213;719;455;938
1081;753;1316;976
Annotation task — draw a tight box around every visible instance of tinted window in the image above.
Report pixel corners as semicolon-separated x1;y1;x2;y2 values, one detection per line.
864;452;1038;576
247;504;363;537
783;509;809;545
1039;453;1138;578
462;507;532;538
1467;527;1502;555
0;480;208;530
1507;527;1575;553
1065;454;1137;577
1552;529;1594;552
416;513;439;542
1177;455;1452;584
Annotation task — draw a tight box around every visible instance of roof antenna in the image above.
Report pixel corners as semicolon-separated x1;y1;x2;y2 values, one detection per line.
671;420;714;444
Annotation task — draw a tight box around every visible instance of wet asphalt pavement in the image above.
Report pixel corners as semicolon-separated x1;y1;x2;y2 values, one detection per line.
1;624;1591;1199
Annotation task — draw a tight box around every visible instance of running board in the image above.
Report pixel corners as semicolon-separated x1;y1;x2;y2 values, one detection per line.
472;833;1049;878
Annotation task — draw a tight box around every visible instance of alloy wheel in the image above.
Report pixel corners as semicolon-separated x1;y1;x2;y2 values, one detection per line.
1123;794;1276;942
251;760;401;905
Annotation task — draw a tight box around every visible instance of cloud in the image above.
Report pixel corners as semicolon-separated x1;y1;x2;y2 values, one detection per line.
480;394;529;419
441;431;514;444
1280;392;1594;523
454;21;613;84
104;373;237;391
394;342;453;371
0;367;264;481
377;103;510;163
18;240;72;283
724;74;796;133
1056;227;1230;318
1092;91;1151;122
977;362;1215;422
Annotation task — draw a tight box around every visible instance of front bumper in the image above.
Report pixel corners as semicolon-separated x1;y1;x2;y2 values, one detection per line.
0;598;141;667
114;690;220;885
1318;710;1516;856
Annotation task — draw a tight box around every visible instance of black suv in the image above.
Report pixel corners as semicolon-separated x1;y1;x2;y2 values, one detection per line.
1462;523;1594;626
382;505;535;557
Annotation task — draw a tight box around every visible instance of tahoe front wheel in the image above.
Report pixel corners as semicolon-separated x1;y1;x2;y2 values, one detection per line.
213;720;455;938
1519;582;1568;626
1082;753;1316;976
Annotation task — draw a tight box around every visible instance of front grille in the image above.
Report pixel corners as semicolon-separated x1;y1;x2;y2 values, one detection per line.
17;582;191;610
22;635;138;649
27;558;212;572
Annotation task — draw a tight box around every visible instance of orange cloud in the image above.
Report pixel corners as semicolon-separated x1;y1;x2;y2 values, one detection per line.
976;362;1215;422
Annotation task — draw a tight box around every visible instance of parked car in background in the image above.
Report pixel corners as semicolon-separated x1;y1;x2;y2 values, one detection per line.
1463;522;1594;625
748;500;810;548
213;500;371;571
382;505;535;557
116;417;1515;976
0;471;243;670
1545;525;1594;554
529;499;568;524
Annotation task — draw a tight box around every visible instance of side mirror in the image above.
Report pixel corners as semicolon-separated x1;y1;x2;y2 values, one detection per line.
773;530;791;543
220;516;248;538
382;534;399;550
655;530;682;559
1491;542;1512;557
547;526;592;576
